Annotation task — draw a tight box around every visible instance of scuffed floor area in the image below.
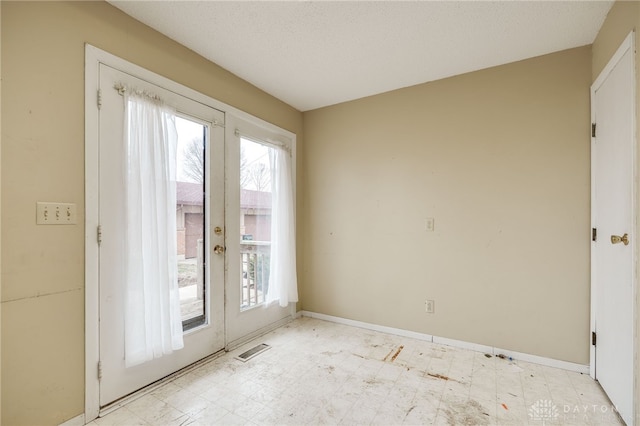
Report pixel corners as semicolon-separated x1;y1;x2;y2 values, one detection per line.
89;317;622;425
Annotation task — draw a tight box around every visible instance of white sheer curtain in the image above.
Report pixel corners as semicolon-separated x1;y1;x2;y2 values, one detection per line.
124;90;184;368
266;146;299;307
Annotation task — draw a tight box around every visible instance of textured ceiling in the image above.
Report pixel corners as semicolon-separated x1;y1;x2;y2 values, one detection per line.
109;1;613;112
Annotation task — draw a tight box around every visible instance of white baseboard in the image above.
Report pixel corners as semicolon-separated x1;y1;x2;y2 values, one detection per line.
432;335;494;354
492;346;589;374
59;414;85;426
300;310;589;374
302;310;434;342
225;315;294;352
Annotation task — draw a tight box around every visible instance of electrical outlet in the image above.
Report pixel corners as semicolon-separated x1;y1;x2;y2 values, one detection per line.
425;299;435;314
36;202;77;225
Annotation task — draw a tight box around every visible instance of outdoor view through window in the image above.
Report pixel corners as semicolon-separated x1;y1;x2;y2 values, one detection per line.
240;137;273;310
175;123;276;324
176;116;206;330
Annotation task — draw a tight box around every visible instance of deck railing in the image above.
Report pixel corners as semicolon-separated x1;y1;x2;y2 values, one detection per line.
240;241;271;309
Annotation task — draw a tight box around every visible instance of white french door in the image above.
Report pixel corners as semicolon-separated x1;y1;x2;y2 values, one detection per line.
97;64;225;406
591;32;636;425
225;116;296;345
86;46;298;419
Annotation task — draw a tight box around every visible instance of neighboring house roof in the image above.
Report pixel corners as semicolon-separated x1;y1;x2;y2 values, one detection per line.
176;182;271;210
177;181;204;206
241;189;271;210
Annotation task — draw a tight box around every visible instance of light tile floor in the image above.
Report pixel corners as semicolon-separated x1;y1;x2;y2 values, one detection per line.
89;317;623;425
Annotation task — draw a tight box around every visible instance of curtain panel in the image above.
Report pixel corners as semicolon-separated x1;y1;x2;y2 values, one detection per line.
267;146;299;307
123;90;184;368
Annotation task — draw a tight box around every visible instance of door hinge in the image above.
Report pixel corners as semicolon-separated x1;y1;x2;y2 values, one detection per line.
98;360;103;380
592;228;597;242
592;331;597;346
592;123;596;138
97;225;102;245
97;89;102;110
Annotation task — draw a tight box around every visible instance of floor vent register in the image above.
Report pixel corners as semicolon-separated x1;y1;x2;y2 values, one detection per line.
235;343;271;362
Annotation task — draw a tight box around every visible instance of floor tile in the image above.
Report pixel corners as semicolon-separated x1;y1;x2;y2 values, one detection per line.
91;317;624;426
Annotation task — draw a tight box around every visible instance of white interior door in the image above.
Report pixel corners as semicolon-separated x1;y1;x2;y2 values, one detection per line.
98;64;226;406
591;33;636;425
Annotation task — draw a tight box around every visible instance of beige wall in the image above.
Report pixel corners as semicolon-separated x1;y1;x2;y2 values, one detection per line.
1;2;302;425
302;46;592;364
591;2;640;424
591;1;639;80
3;0;636;424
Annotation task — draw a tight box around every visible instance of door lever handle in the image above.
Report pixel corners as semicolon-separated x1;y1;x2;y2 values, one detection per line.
611;233;630;245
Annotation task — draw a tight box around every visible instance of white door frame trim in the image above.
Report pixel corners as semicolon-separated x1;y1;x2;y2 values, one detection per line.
84;44;296;422
589;30;637;418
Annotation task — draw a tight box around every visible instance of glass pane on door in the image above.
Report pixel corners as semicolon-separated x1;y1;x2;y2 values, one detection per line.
240;137;273;310
176;116;206;329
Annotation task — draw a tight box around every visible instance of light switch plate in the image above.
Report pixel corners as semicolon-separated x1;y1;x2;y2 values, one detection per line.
425;217;435;232
36;202;77;225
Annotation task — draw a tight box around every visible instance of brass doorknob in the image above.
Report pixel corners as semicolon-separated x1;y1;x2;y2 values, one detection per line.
611;233;629;245
214;245;225;254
